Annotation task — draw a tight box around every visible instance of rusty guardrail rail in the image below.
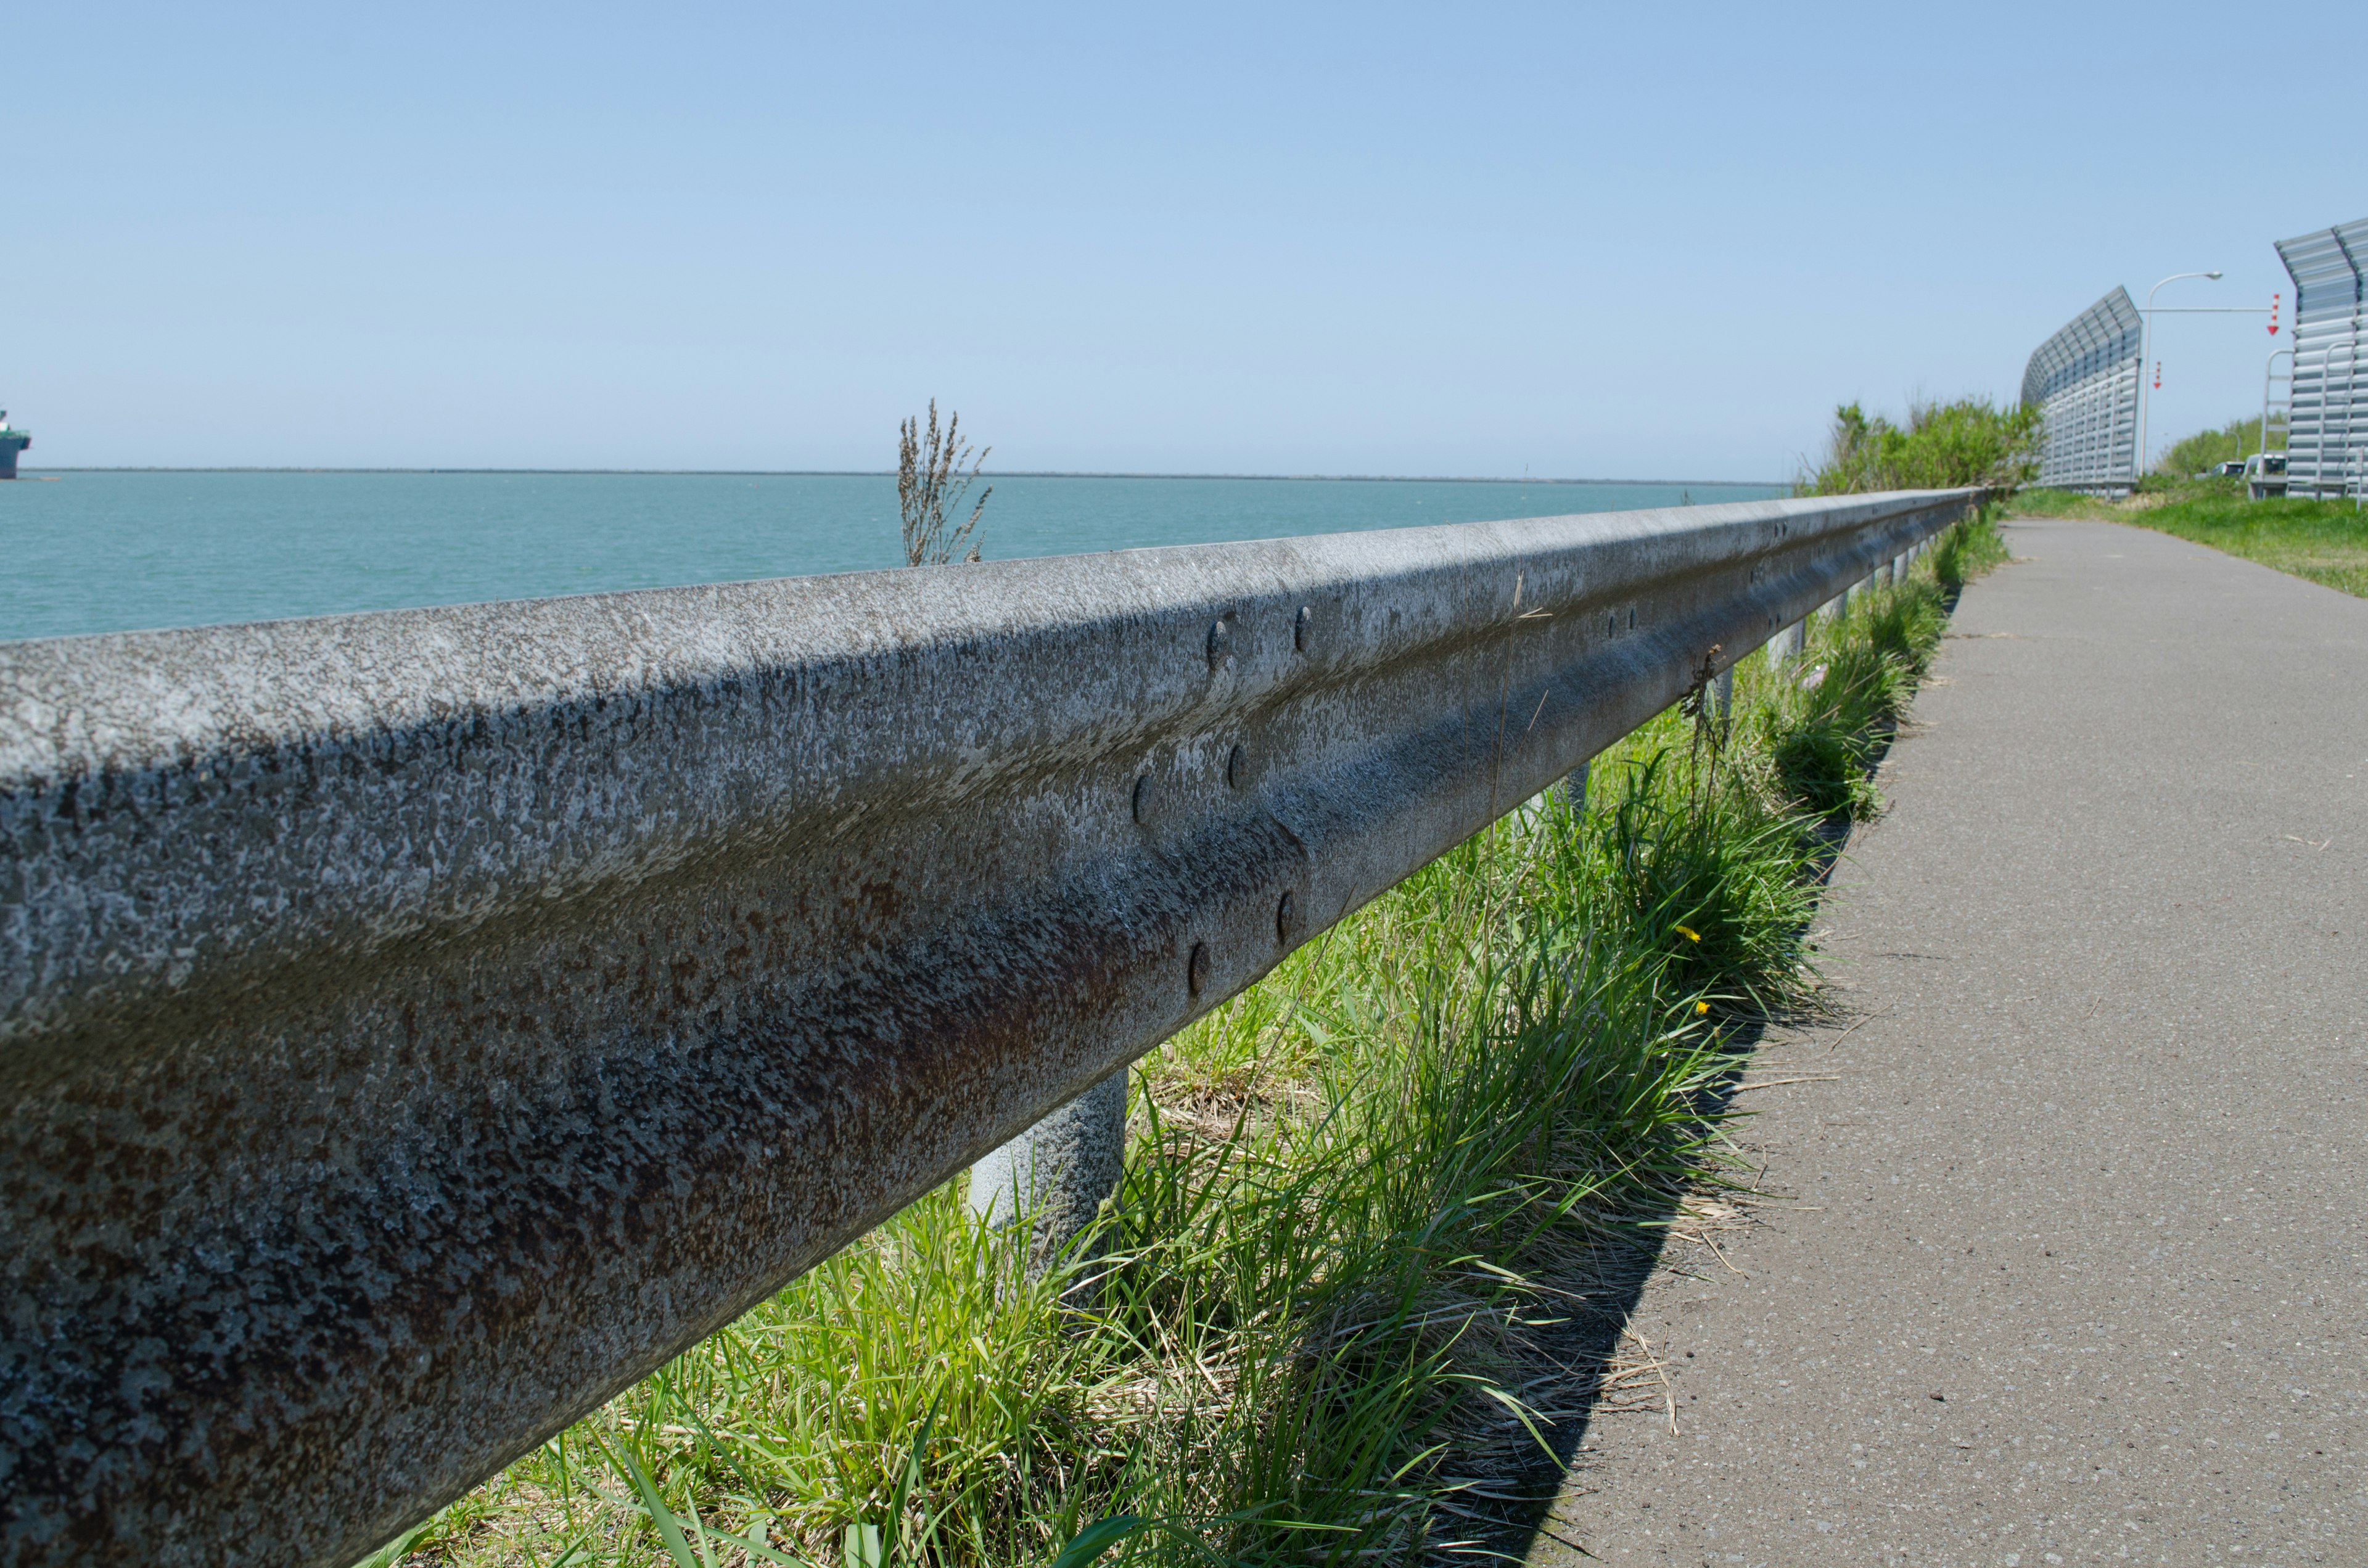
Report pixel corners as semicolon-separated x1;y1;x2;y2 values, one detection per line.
0;486;1975;1567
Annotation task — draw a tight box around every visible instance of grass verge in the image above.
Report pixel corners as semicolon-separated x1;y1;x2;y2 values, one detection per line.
2010;482;2368;599
371;512;2009;1568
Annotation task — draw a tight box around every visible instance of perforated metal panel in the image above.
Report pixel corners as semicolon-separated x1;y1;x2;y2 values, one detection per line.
2276;218;2368;501
2022;288;2142;493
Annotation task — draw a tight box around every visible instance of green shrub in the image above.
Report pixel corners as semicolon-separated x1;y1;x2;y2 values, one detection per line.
1800;400;2039;496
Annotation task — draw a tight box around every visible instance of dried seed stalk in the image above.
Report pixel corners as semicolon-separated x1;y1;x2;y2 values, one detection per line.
897;400;990;566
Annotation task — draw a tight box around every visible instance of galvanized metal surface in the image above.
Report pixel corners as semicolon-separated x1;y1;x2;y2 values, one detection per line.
0;489;1973;1568
2276;216;2368;500
968;1067;1128;1270
2023;288;2142;493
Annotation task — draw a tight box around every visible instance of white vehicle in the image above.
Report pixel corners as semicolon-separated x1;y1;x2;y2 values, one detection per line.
2245;451;2288;500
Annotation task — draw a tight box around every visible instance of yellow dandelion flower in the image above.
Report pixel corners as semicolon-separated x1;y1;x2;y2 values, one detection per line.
1675;924;1701;943
1695;1000;1711;1015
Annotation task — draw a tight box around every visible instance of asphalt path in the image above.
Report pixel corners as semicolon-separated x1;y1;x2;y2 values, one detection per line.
1531;515;2368;1567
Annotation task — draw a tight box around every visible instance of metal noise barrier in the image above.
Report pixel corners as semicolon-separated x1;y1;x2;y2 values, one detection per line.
2023;287;2142;494
0;486;1975;1567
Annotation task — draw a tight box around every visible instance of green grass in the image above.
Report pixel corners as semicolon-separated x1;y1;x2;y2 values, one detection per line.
2010;483;2368;599
371;514;2007;1568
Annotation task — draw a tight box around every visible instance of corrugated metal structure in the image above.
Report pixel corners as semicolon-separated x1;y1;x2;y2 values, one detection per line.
2022;288;2143;493
2276;217;2368;500
0;490;1976;1568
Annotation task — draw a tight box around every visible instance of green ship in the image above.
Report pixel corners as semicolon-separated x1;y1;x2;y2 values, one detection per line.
0;411;28;479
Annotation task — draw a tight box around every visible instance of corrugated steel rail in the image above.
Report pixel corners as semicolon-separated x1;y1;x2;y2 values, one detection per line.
0;487;1976;1567
2023;288;2142;493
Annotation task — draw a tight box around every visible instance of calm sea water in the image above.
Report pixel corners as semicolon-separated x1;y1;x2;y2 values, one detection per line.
1;470;1783;643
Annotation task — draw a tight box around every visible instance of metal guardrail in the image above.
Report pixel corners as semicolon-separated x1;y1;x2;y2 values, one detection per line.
2023;288;2142;493
0;487;1976;1567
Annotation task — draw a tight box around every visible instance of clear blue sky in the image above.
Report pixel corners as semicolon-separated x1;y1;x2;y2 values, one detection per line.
7;2;2361;479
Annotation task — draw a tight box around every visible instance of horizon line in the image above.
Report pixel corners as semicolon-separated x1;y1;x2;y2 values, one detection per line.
22;466;1788;487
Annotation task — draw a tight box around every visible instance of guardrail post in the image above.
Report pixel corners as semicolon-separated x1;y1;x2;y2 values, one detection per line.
968;1069;1128;1273
1553;760;1590;813
1766;618;1807;668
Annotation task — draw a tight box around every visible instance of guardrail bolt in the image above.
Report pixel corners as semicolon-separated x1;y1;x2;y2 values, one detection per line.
1294;604;1312;652
1227;744;1246;789
1132;772;1156;824
1206;616;1233;670
1188;941;1211;995
1275;890;1297;944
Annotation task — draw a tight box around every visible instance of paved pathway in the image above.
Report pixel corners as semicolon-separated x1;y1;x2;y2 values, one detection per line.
1532;516;2368;1567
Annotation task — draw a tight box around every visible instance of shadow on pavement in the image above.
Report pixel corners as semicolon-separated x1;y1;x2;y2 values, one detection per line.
1459;702;1905;1562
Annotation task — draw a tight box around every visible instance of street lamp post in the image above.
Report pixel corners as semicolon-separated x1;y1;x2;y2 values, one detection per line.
2134;270;2224;484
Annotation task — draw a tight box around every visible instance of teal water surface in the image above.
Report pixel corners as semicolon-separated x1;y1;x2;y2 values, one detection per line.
1;471;1783;642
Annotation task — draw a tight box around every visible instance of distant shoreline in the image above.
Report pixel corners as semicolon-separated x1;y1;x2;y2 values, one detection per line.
19;467;1785;488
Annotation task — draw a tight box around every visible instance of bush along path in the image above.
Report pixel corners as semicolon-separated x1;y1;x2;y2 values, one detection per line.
374;513;2013;1568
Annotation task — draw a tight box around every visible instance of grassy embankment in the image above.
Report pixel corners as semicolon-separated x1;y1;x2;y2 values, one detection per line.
2012;480;2368;599
368;515;2010;1568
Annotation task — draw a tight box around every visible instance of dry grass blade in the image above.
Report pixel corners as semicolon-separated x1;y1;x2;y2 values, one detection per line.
1729;1075;1840;1093
1616;1327;1679;1437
